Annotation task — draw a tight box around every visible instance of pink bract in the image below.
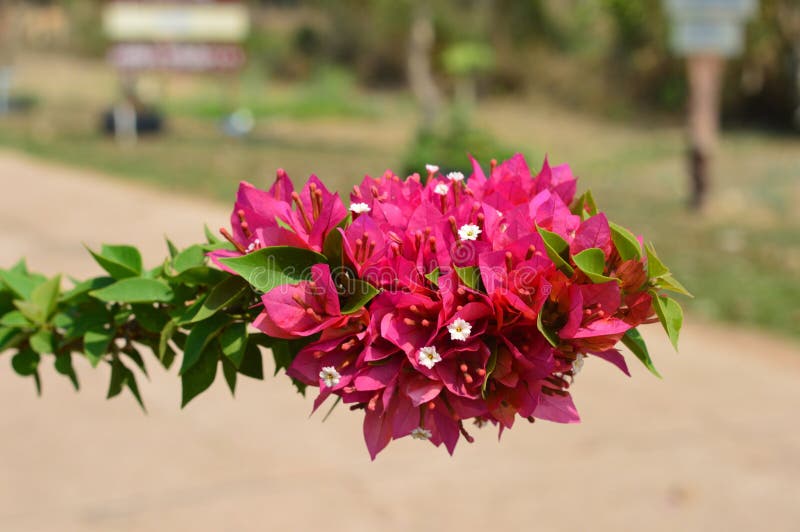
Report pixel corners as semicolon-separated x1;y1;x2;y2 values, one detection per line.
216;154;665;459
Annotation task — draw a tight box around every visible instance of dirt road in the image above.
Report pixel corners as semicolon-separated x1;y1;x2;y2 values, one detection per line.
0;150;798;532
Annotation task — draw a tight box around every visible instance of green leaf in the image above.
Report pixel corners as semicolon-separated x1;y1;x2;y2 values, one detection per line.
219;246;327;293
29;329;54;354
171;245;206;273
454;266;482;291
204;224;221;244
238;341;264;380
570;190;598;217
0;327;26;352
424;268;440;286
13;348;41;394
107;358;146;411
14;301;44;325
12;348;40;376
621;328;661;378
274;216;296;234
61;277;115;303
219;322;247;368
84;327;115;367
221;357;237;396
91;278;174;304
158;320;177;361
645;243;670;278
170;266;227;286
179;314;229;374
322;214;350;265
88;244;142;279
536;226;574;276
123;346;149;377
130;303;170;334
54;353;79;390
657;274;693;298
0;269;38;299
181;345;219;407
269;339;293;376
0;310;31;328
183;275;248;324
572;248;614;283
166;238;179;258
9;259;30;275
340;279;380;314
30;275;61;322
59;304;109;342
652;293;683;351
609;222;642;261
481;340;498;398
537;311;559;347
160;343;176;370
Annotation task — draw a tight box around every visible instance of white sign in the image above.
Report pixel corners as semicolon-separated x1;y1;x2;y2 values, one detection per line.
103;1;250;43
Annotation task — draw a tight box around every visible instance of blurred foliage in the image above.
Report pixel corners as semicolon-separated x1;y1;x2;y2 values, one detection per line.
166;66;377;121
11;0;799;127
400;108;517;178
442;42;495;77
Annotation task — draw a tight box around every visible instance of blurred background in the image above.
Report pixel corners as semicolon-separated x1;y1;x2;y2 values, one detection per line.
0;1;798;531
1;0;798;338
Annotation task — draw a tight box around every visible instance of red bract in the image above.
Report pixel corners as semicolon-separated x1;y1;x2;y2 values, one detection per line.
215;155;683;459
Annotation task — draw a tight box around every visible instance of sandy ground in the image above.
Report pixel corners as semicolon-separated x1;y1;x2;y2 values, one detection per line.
0;150;798;532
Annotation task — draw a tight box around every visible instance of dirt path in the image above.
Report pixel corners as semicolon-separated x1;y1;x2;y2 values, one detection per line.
0;150;798;532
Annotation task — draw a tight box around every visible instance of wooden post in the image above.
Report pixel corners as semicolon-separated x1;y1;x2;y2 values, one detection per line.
407;2;442;132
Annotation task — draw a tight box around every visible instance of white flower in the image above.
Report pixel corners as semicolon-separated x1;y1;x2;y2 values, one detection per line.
425;164;439;174
319;366;341;387
349;202;371;214
572;354;585;376
411;427;432;440
447;318;472;341
458;223;481;241
246;238;261;253
447;171;464;182
434;183;449;196
417;346;442;369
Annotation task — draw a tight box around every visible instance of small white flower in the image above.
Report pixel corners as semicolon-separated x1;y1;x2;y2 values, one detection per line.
458;223;481;241
447;171;464;182
572;354;585;376
411;427;432;440
245;238;261;253
434;183;449;196
425;164;439;174
447;318;472;341
319;366;341;387
349;202;371;214
417;346;442;369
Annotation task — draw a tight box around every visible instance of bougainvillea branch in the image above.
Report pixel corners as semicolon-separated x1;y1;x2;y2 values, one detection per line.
0;154;688;458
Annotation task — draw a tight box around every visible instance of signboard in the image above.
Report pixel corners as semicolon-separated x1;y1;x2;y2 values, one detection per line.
664;0;757;56
103;1;249;72
108;43;246;71
103;1;249;43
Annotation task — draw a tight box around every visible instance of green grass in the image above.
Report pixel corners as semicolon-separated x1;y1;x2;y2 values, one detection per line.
1;53;799;341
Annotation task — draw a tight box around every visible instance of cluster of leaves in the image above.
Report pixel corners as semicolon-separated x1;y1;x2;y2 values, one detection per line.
0;229;290;410
549;190;690;377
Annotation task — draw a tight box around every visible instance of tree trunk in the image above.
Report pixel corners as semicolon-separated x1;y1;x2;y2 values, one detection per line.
407;2;441;132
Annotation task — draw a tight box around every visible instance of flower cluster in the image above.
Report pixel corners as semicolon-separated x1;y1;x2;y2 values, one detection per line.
211;154;683;459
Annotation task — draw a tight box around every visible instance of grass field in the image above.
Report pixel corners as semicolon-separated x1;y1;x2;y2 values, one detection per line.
1;52;799;339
